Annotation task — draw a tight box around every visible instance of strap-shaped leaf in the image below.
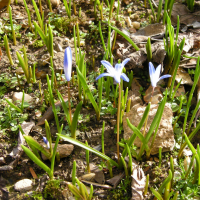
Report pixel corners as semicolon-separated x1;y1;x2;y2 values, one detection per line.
21;145;52;178
57;91;71;126
57;134;119;167
150;187;163;200
126;118;145;142
33;21;47;45
110;25;139;51
16;51;29;81
158;170;172;194
76;67;100;120
68;184;84;199
71;101;82;138
24;136;51;159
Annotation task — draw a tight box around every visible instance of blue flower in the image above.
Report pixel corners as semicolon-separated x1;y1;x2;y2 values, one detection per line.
149;62;171;88
43;137;50;149
96;58;130;84
64;47;72;81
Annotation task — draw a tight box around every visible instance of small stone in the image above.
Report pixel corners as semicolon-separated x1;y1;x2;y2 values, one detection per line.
126;17;132;28
114;1;118;8
64;38;69;45
127;8;132;14
0;157;5;165
132;21;140;29
14;179;33;192
54;43;62;52
51;0;60;7
35;110;42;119
146;161;154;166
133;5;138;10
41;144;74;160
154;157;159;162
12;92;34;105
144;86;163;104
16;67;24;75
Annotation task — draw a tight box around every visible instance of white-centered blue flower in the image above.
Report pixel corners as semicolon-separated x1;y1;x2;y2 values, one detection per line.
149;62;171;88
64;47;72;81
43;137;50;149
96;58;130;84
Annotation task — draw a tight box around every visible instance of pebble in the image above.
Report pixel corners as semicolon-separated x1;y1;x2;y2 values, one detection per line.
64;38;69;45
54;43;62;52
132;21;140;29
14;179;33;192
0;157;5;165
126;17;132;28
127;8;132;14
12;92;34;104
51;0;60;8
16;67;24;75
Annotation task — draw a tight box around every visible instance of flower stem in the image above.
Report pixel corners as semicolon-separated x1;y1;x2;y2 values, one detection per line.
68;81;72;123
117;84;121;163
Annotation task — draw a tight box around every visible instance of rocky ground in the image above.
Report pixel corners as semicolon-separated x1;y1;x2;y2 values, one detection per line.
0;0;200;199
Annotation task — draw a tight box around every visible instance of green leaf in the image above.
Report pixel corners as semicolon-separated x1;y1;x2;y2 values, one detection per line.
57;134;119;167
21;145;52;178
158;170;172;194
150;187;163;200
71;101;82;139
109;25;139;51
5;98;22;113
126;118;145;142
24;136;51;159
76;67;100;120
57;91;71;126
68;184;83;199
33;21;47;45
16;51;29;82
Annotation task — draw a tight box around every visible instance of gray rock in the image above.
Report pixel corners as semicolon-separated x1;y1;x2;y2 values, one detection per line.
123;103;174;155
14;179;33;192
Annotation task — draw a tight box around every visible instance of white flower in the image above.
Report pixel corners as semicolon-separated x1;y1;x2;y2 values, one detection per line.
149;62;171;88
96;58;130;84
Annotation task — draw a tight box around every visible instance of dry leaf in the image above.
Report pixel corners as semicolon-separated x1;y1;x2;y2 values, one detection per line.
29;167;38;179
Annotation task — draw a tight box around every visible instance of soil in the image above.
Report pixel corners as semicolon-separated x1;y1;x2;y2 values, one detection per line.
0;0;200;200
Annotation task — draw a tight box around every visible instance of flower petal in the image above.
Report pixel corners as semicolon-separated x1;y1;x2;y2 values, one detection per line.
122;58;130;66
155;64;161;81
158;74;171;82
101;60;115;74
43;137;48;144
64;47;72;81
96;73;113;81
149;62;156;87
115;63;123;73
43;137;50;149
120;73;129;82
